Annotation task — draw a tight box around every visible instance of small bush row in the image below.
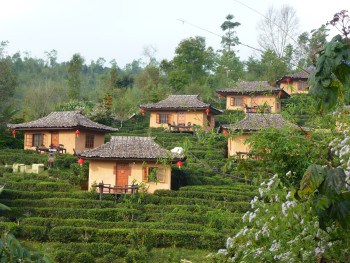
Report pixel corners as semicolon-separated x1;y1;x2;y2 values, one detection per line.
21;217;207;232
1;189;100;200
4;181;76;192
154;189;252;202
3;198;116;209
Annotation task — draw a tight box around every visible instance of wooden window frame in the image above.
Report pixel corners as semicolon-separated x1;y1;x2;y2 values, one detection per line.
230;96;243;106
85;134;95;148
32;133;43;147
142;166;166;183
156;113;172;124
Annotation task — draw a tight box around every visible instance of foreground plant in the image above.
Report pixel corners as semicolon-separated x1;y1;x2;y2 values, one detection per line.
210;173;349;262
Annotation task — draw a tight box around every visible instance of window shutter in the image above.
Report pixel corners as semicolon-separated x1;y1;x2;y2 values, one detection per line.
156;113;160;124
230;97;234;106
41;134;45;146
142;167;148;182
241;97;245;106
25;134;33;147
158;168;166;183
167;114;172;124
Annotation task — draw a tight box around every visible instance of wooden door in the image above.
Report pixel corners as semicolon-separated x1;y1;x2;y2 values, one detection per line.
177;112;186;125
116;164;129;189
51;132;59;147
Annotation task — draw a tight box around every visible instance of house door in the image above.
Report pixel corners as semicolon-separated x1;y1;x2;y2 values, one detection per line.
116;164;129;190
51;132;59;147
177;112;186;125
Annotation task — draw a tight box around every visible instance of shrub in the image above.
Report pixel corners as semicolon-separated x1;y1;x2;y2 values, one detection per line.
73;252;95;263
125;246;149;263
54;250;75;263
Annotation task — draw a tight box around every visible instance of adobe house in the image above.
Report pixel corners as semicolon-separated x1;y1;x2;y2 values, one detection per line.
7;111;118;154
77;136;183;193
216;81;289;113
220;113;295;157
139;95;223;132
276;66;315;95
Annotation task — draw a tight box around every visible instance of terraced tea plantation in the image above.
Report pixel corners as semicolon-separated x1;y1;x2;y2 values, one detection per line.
0;172;256;262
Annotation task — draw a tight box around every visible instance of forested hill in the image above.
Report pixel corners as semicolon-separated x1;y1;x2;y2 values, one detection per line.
0;15;328;124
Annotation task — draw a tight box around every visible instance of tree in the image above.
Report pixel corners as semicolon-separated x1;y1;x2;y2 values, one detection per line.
166;36;215;91
220;14;241;52
0;41;17;128
257;5;299;58
296;25;329;68
309;10;350;111
67;53;84;99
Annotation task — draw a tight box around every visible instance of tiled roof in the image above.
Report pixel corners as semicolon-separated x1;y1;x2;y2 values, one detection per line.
216;81;289;98
276;66;315;84
78;136;181;160
139;95;223;114
222;113;296;131
7;111;118;132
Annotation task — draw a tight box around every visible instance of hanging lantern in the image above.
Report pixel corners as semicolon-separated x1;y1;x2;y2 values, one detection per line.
205;108;210;115
11;130;17;138
218;93;222;99
141;109;145;115
223;129;229;136
277;91;283;98
75;129;81;136
176;160;183;169
78;158;84;165
304;133;311;139
285;77;292;83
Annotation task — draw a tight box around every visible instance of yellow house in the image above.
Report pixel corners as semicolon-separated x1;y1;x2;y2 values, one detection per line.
7;111;118;154
221;113;295;157
216;81;290;113
77;136;182;194
139;95;223;132
276;66;315;95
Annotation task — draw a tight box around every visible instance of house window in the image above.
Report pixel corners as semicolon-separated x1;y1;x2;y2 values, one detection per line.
230;97;243;106
32;134;43;147
156;113;172;124
298;81;307;91
142;166;166;183
85;134;95;148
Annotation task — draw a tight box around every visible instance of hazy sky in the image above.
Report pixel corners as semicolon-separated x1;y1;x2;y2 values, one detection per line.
1;0;348;68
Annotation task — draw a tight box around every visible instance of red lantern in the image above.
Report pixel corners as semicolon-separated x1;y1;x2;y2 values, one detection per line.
218;93;222;99
205;108;210;115
176;160;183;169
223;129;229;136
11;130;16;138
78;158;84;165
285;77;292;83
305;133;311;139
75;130;80;136
277;91;283;98
141;109;145;115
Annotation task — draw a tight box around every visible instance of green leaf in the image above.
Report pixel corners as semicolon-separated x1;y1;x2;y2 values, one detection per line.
299;164;326;196
329;198;350;227
319;167;346;196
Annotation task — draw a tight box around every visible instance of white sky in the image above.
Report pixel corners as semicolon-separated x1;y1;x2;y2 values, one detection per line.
0;0;348;68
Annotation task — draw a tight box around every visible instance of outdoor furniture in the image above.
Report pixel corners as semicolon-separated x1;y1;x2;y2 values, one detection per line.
95;182;139;201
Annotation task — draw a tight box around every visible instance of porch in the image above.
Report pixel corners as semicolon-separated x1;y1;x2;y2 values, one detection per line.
168;123;194;133
95;182;139;201
35;144;67;154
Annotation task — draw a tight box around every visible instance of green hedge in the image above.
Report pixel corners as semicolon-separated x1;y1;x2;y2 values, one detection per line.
47;227;224;249
4;181;77;192
4;207;143;222
1;189;100;200
21;217;207;232
154;189;252;202
3;198;116;209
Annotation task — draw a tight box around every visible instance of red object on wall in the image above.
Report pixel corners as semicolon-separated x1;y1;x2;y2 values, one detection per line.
176;160;183;169
75;130;81;135
141;109;145;115
285;77;292;83
223;129;229;135
78;158;84;165
277;91;283;98
11;130;16;137
218;93;222;98
205;108;210;115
